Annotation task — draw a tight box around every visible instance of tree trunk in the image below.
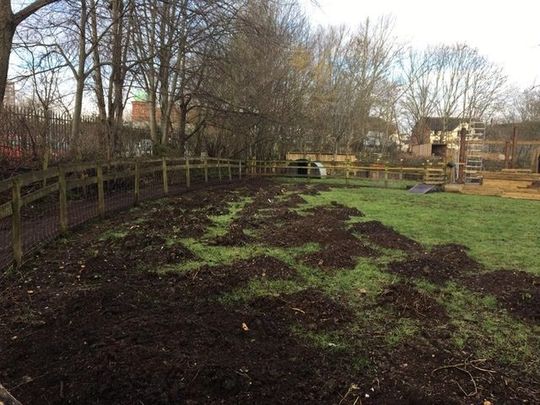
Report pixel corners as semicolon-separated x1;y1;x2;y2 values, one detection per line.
0;3;15;108
70;0;88;157
178;104;188;154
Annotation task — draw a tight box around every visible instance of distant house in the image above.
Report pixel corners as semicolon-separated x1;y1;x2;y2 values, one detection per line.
411;117;472;159
411;117;465;148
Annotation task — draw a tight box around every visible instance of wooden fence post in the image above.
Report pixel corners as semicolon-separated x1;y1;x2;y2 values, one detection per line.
384;164;389;188
239;161;242;179
186;158;191;188
218;158;222;181
204;158;209;183
97;164;105;217
58;168;68;233
11;179;23;268
134;160;140;205
346;160;350;186
0;383;22;405
162;157;169;194
228;159;232;181
307;159;311;182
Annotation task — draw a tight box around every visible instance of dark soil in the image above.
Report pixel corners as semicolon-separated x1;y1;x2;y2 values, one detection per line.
387;243;481;284
306;201;364;221
302;239;379;270
181;255;298;296
350;221;423;253
1;179;539;404
377;282;448;322
246;288;354;332
1;271;365;404
462;269;540;322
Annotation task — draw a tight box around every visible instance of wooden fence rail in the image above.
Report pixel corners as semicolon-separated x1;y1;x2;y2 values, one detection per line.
0;158;439;271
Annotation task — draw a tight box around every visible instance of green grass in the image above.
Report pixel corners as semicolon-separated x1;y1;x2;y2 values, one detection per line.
300;185;540;274
98;229;128;241
205;197;252;239
140;181;539;373
440;283;539;372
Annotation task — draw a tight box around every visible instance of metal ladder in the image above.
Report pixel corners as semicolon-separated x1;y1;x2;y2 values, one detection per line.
465;122;485;184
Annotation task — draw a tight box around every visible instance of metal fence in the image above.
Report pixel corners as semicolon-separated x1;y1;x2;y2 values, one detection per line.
0;106;151;166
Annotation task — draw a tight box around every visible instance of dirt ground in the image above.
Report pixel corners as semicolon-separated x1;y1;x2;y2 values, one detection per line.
1;178;539;404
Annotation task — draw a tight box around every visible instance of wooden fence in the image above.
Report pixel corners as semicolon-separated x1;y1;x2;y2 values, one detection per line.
0;158;443;271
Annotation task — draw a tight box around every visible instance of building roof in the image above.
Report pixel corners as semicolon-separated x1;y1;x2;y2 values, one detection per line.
416;117;463;132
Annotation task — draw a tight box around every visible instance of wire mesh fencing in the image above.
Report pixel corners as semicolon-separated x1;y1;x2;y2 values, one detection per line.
0;157;244;272
0;157;437;273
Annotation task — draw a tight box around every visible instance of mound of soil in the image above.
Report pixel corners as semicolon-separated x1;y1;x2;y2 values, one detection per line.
306;201;364;221
273;193;307;209
116;234;196;266
211;223;254;246
370;337;533;405
388;244;481;284
258;204;363;249
462;269;540;322
0;263;362;404
302;239;379;270
283;183;331;195
246;288;354;332
182;255;298;295
350;221;423;253
377;282;448;322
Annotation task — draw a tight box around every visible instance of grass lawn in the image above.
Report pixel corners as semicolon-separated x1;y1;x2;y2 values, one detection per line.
294;179;540;274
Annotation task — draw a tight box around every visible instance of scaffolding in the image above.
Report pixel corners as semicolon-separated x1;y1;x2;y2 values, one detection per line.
464;122;485;184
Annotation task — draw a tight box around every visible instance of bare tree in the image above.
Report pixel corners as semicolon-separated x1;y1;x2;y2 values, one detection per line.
0;0;61;107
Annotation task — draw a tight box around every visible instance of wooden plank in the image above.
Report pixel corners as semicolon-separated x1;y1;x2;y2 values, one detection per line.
97;165;105;217
134;161;140;206
66;176;98;190
58;169;68;233
0;200;12;220
162;158;169;194
21;183;59;206
12;179;22;268
186;158;191;188
0;167;60;190
502;192;540;201
0;178;14;194
103;169;134;182
0;383;22;405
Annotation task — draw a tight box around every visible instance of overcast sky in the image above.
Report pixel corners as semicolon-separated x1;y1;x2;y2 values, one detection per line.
300;0;540;89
